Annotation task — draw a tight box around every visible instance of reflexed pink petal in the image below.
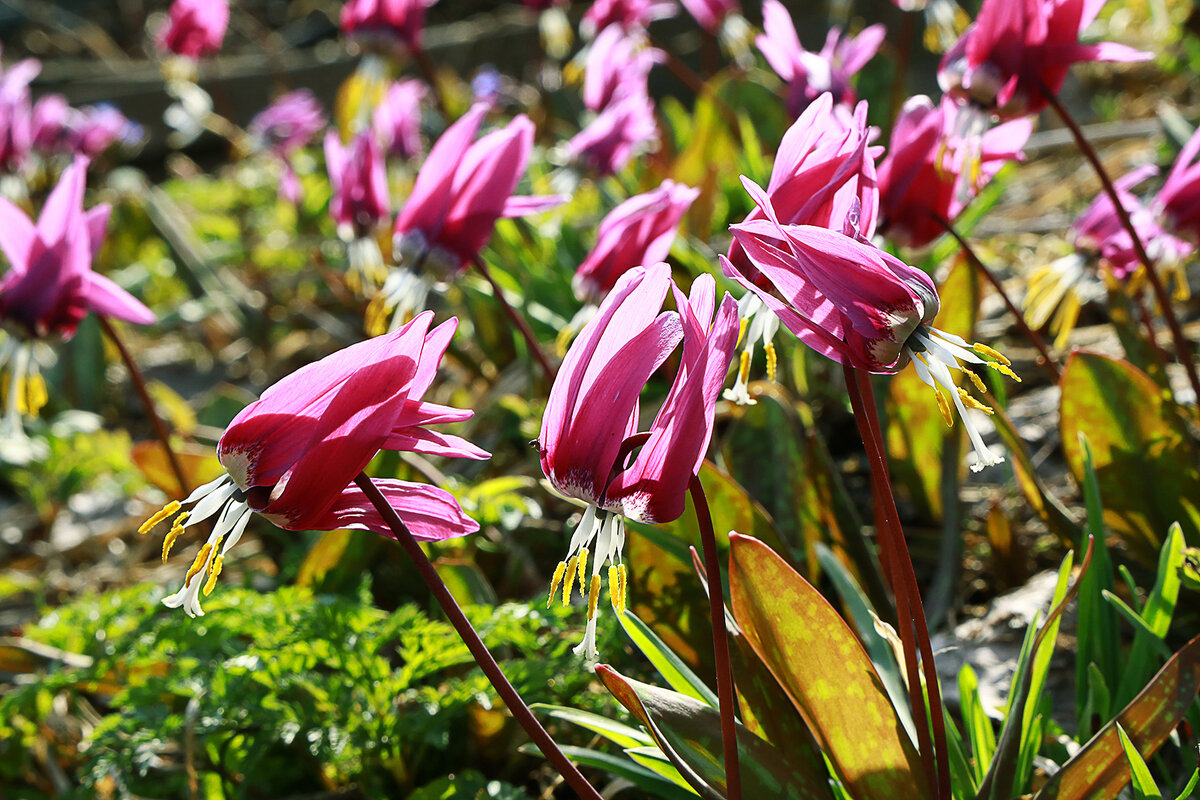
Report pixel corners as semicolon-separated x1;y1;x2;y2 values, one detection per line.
37;155;87;245
85;272;156;325
316;479;479;540
0;194;36;274
383;426;490;460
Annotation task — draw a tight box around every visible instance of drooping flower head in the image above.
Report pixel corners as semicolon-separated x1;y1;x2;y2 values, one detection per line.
877;95;1032;248
581;0;675;37
679;0;738;34
583;25;662;113
724;177;1017;471
567;91;659;176
0;156;154;443
325;130;391;289
757;0;885;117
157;0;230;60
573;180;698;304
371;79;425;160
937;0;1149;120
0;58;38;173
139;311;488;617
249;90;327;204
539;262;739;658
32;98;141;159
1155;125;1200;244
340;0;437;54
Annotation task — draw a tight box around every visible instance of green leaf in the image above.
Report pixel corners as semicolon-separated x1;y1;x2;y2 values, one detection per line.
596;664;836;800
525;744;697;800
1059;353;1200;560
727;534;925;799
957;663;995;783
618;612;719;708
1171;767;1200;800
1034;633;1200;800
531;704;653;749
1116;523;1186;705
625;746;703;794
1116;723;1162;800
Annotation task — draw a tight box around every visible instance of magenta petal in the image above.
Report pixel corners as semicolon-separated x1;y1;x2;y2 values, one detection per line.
0;194;35;274
383;426;490;460
501;194;568;217
84;204;111;260
85;272;156;325
306;479;479;540
38;155;88;245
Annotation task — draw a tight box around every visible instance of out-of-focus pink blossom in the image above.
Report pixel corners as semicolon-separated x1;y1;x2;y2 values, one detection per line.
567;91;658;176
325;131;390;237
583;25;662;112
250;91;326;203
539;263;738;657
372;79;425;160
393;104;563;279
757;0;885;116
1156;126;1200;243
143;310;488;617
33;98;140;159
678;0;737;34
581;0;675;36
0;156;154;340
724;177;1014;470
158;0;229;59
31;94;71;154
574;180;698;302
878;95;1031;248
0;59;38;172
938;0;1149;119
340;0;437;53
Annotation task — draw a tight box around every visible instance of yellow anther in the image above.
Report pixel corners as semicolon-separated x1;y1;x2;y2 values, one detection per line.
972;342;1011;366
987;362;1021;382
203;555;224;596
765;342;777;383
562;554;579;607
184;543;213;587
738;349;751;384
934;389;954;427
608;564;620;611
139;501;182;535
735;317;748;348
547;561;566;608
617;564;628;615
965;368;988;394
958;388;994;415
25;373;47;416
364;296;387;338
576;547;589;598
12;375;26;415
587;574;601;620
161;512;190;561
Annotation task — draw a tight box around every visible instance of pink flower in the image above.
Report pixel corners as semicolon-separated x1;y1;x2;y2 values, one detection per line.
567;91;659;176
340;0;436;53
678;0;737;34
0;59;38;172
158;0;229;60
581;0;675;37
757;0;885;116
573;180;698;303
31;94;71;154
393;104;562;279
371;79;425;160
878;95;1031;248
141;311;487;617
250;90;326;204
1155;126;1200;243
0;156;154;340
583;25;661;112
70;105;142;157
724;178;1015;470
938;0;1149;119
325;130;390;238
539;263;738;656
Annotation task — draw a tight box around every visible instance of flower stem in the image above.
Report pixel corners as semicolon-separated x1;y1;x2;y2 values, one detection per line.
932;213;1062;382
413;46;448;117
688;474;742;800
471;254;557;381
98;315;190;498
1039;82;1200;403
353;473;603;800
844;365;951;800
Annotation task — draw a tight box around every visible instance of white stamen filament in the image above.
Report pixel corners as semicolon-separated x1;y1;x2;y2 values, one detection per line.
565;506;626;660
161;474;253;617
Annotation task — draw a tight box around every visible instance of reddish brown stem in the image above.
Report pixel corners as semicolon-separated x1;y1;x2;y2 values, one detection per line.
688;474;742;800
98;315;190;498
471;254;557;381
353;473;604;800
933;213;1062;382
845;365;951;800
1039;83;1200;403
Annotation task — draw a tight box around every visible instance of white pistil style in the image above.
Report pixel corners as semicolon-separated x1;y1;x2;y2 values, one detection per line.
723;293;780;406
547;504;628;661
144;473;254;617
346;235;387;294
366;266;433;336
906;325;1016;473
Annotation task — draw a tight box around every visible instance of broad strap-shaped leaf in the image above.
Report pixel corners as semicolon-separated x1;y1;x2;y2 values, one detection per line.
1034;633;1200;800
596;664;835;800
727;534;926;800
